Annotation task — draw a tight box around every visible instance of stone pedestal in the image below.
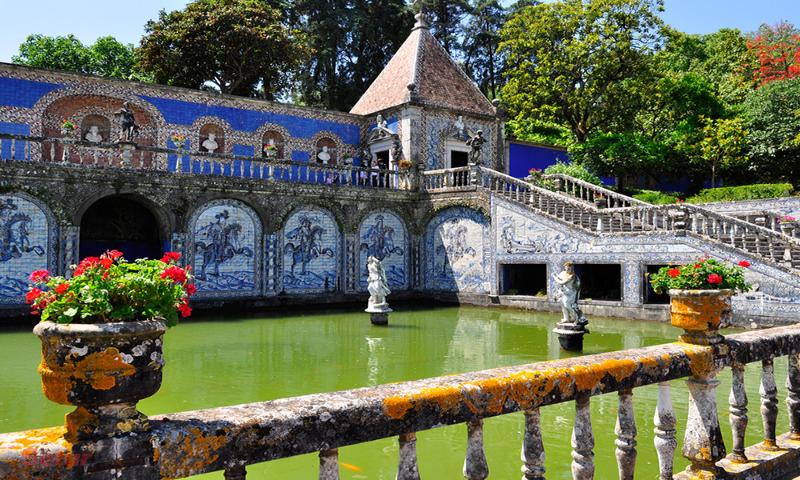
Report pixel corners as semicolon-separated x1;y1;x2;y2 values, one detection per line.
366;304;391;326
119;142;135;167
553;322;588;351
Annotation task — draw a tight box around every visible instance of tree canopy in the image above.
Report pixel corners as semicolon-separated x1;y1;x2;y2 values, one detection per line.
13;35;142;80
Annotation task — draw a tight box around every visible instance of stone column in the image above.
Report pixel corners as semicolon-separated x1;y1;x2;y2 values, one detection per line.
622;262;642;307
344;233;357;293
60;224;80;276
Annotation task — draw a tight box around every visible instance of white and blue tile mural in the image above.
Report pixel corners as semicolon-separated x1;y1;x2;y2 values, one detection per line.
425;207;489;293
0;195;51;303
191;200;261;296
282;208;339;292
358;211;407;290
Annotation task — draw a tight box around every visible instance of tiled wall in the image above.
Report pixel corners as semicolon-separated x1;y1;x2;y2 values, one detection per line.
190;200;262;297
0;195;52;304
424;207;490;293
282;207;339;293
357;210;408;290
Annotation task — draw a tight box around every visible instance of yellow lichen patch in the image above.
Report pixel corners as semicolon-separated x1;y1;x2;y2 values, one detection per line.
64;407;98;443
39;347;137;404
670;294;729;332
159;427;229;477
0;426;70;453
38;357;72;405
681;344;715;378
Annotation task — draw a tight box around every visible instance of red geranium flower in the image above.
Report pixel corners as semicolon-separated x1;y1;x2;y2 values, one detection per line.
161;265;188;284
106;250;123;260
99;257;113;269
161;252;182;263
178;298;192;318
738;260;751;268
667;268;681;278
185;283;197;296
25;288;43;304
707;273;723;285
74;257;100;276
29;269;50;283
694;264;702;269
54;283;70;295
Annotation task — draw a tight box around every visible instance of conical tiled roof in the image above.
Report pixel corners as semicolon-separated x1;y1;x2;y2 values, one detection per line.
350;15;495;117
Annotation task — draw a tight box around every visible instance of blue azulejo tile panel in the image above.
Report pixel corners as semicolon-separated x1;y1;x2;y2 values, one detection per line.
138;95;360;144
282;208;338;293
0;196;50;303
0;77;61;108
424;207;489;293
191;201;261;295
358;211;407;291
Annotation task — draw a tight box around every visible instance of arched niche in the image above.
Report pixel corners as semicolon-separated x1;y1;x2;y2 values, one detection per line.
80;114;111;144
79;195;162;260
358;210;408;290
314;137;338;165
424;207;489;293
199;123;225;154
189;200;262;296
282;207;339;293
261;130;285;160
0;194;55;304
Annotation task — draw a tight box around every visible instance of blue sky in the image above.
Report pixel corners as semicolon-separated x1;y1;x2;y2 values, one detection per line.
0;0;798;63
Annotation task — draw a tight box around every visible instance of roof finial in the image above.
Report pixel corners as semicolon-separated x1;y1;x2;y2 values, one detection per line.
412;0;429;30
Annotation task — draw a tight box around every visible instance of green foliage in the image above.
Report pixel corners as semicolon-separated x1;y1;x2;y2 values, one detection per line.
505;118;573;147
461;0;506;98
13;35;144;80
632;190;679;204
568;132;669;182
26;251;194;327
685;183;793;203
693;116;749;188
138;0;307;98
544;161;602;185
500;0;664;142
648;258;750;294
419;0;472;55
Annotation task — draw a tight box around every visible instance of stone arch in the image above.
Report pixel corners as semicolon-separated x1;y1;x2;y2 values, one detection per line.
0;192;58;304
424;206;490;293
281;206;340;293
191;116;233;154
78;195;166;261
255;123;291;161
73;190;174;242
357;209;409;291
189;199;263;297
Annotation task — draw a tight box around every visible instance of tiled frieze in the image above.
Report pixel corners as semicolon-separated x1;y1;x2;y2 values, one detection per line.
189;200;262;297
357;210;408;291
281;207;340;293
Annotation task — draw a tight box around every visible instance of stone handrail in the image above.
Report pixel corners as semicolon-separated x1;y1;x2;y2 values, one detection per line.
543;172;649;208
0;133;411;191
3;324;800;479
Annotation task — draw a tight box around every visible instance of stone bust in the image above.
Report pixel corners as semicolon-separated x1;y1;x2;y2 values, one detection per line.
318;146;331;164
84;126;103;143
202;133;219;153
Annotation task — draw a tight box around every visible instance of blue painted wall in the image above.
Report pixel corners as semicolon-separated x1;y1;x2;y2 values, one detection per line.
0;77;61;108
508;141;569;179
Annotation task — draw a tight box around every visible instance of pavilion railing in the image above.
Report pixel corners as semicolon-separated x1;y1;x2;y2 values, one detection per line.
543;172;649;208
2;322;800;479
0;133;411;191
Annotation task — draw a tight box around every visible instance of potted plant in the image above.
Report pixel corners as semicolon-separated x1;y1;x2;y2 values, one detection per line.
27;250;195;441
594;194;606;209
525;167;543;184
649;258;750;344
170;133;187;152
779;215;797;236
61;118;77;137
263;142;279;158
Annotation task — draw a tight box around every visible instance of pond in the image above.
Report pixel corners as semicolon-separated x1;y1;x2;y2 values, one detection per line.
0;306;790;479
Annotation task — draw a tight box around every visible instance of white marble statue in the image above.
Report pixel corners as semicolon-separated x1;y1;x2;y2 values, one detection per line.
555;263;587;325
202;133;219;153
84;125;103;143
366;256;391;310
318;146;331;164
454;115;466;138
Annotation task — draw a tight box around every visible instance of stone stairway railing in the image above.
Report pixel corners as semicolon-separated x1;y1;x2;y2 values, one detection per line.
0;133;410;191
543;172;649;208
3;321;800;479
422;166;800;272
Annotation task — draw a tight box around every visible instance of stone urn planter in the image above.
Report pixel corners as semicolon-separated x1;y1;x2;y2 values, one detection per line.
594;196;606;209
668;289;732;345
33;319;167;441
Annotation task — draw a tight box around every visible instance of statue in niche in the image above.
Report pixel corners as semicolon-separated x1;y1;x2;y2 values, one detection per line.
555;263;587;326
375;114;394;138
317;146;331;164
84;125;103;143
115;102;138;142
366;256;391;309
453;115;466;138
466;129;486;165
202;132;219;153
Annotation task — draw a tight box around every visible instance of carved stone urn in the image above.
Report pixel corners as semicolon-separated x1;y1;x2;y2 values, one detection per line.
668;289;732;345
33;319;166;442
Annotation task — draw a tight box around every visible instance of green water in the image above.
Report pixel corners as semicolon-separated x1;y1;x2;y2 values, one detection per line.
0;306;790;479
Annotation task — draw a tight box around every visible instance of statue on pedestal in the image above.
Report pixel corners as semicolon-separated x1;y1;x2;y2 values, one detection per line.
115;102;138;143
466;129;486;165
365;256;392;325
553;262;589;351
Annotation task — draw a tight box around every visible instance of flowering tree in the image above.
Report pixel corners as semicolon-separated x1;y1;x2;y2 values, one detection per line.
747;21;800;86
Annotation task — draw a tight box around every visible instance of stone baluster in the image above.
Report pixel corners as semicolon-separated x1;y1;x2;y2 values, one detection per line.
728;363;748;463
224;463;247;479
319;448;339;480
397;432;421;480
760;358;778;450
463;419;489;480
653;382;677;480
615;390;637;480
572;394;594;480
786;354;800;440
521;408;545;480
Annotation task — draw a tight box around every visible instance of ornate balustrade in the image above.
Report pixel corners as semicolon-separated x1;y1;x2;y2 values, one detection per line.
0;133;409;191
543;173;649;208
2;322;800;479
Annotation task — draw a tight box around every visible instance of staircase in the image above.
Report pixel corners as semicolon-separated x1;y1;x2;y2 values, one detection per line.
422;166;800;273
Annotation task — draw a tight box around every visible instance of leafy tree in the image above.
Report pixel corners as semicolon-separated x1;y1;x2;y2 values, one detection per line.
13;35;142;80
693;117;748;188
500;0;665;143
747;21;800;86
138;0;307;98
419;0;472;55
461;0;506;98
569;132;669;189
